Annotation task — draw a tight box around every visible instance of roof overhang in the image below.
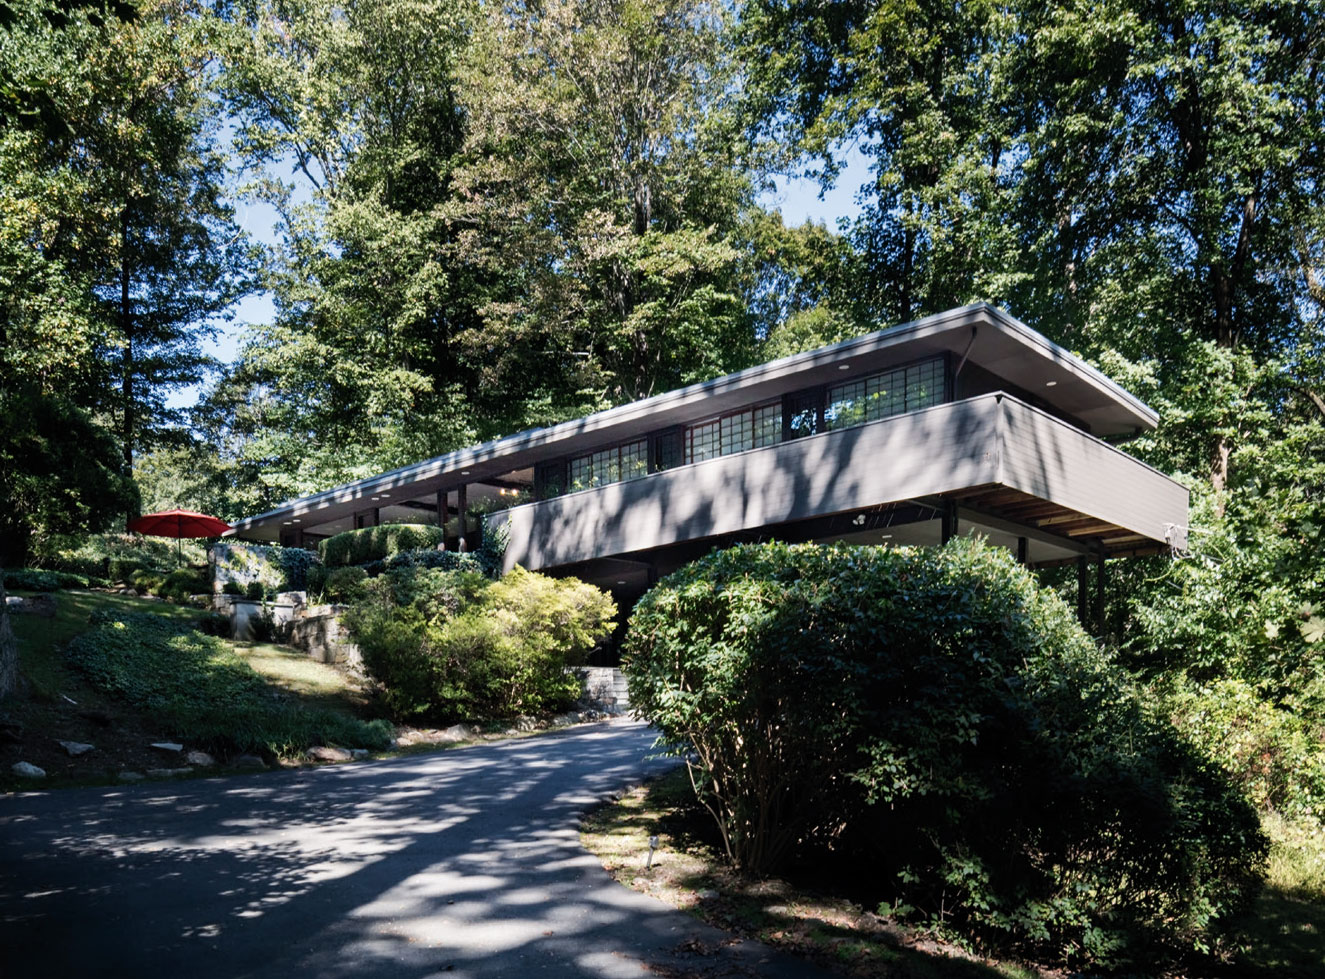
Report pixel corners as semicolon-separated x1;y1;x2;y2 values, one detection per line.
229;304;1159;540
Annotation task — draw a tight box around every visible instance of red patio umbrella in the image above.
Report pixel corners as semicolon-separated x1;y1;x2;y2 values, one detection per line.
127;509;232;565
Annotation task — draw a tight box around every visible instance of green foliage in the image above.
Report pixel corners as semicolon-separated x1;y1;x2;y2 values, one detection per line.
1165;679;1325;822
2;568;94;591
0;384;138;568
624;539;1266;964
213;541;320;595
243;581;265;600
347;565;615;721
130;568;166;596
322;567;369;605
159;567;209;602
318;524;445;568
67;611;392;755
221;581;243;596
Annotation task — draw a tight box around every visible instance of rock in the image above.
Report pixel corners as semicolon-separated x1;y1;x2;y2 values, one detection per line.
11;761;45;778
697;889;719;900
150;742;183;753
118;771;145;782
233;754;266;769
56;740;94;756
306;746;352;762
510;716;539;732
5;594;56;617
349;748;369;760
147;768;192;778
185;750;215;767
439;723;478;742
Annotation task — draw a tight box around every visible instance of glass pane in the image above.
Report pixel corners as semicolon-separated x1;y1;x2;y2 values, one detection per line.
569;456;592;491
621;440;649;480
753;403;781;447
721;412;753;454
655;430;683;471
786;390;820;439
688;419;722;463
907;358;945;410
826;379;866;429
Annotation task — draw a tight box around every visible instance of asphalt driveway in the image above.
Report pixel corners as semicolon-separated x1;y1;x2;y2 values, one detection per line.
0;719;835;978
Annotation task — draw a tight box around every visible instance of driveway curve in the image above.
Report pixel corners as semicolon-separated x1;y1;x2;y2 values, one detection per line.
0;719;835;978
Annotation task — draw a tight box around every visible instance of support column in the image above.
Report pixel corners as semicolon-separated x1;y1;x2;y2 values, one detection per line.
1076;555;1089;630
456;483;468;553
1095;547;1107;639
940;501;958;544
1017;536;1028;566
436;488;446;535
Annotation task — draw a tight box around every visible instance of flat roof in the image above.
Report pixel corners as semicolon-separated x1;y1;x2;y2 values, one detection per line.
230;304;1159;537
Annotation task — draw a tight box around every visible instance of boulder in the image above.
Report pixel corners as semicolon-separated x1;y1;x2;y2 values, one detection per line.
11;761;45;778
185;750;215;767
56;740;94;756
118;771;145;782
306;746;352;762
150;742;184;753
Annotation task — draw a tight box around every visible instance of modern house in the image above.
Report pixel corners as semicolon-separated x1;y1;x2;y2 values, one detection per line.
229;304;1188;627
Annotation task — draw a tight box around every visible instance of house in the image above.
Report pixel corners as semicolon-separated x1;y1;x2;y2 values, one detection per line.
228;304;1188;628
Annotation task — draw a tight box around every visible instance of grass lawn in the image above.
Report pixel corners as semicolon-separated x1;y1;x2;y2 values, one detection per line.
582;767;1325;979
2;589;386;789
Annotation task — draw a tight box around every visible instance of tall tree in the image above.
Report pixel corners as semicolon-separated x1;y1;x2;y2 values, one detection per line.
451;0;756;407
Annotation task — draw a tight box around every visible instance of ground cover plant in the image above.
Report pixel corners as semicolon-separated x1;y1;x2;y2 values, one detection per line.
346;564;615;721
623;538;1268;968
65;610;392;757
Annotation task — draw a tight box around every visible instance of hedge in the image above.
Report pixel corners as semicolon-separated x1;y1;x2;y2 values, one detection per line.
623;538;1267;966
317;524;445;567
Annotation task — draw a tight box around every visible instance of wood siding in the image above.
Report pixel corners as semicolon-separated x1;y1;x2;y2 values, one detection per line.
490;394;1187;572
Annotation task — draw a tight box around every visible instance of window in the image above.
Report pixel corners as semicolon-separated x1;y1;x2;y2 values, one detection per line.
825;357;946;430
687;402;781;463
568;439;648;491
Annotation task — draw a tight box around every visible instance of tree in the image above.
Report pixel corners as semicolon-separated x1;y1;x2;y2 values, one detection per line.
450;0;756;407
2;0;248;520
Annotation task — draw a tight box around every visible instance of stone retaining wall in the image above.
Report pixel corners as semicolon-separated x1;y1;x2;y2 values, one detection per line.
288;605;361;666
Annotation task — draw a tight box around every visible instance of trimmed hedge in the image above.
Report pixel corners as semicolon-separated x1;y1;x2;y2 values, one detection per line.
624;539;1267;966
318;524;444;567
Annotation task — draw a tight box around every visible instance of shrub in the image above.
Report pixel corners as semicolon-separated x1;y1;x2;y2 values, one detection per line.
323;567;370;605
67;611;392;754
1165;678;1325;821
318;524;444;567
623;539;1267;965
222;581;244;596
130;568;167;596
244;581;265;600
3;568;90;591
347;565;615;721
160;567;209;602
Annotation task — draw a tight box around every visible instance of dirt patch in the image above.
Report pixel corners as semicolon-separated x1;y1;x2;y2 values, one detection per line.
581;768;1052;979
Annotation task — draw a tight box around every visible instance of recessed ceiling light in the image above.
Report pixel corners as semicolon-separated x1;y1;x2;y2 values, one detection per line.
838;364;850;370
615;580;627;585
292;518;301;523
880;534;893;540
283;521;292;526
461;471;470;475
371;496;380;501
1045;380;1058;387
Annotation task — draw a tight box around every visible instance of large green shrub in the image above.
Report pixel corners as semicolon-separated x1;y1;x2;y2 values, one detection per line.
67;611;392;755
623;539;1266;965
318;524;445;567
347;565;614;721
1165;677;1325;821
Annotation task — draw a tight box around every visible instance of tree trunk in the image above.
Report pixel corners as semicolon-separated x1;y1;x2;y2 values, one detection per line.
0;580;18;702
